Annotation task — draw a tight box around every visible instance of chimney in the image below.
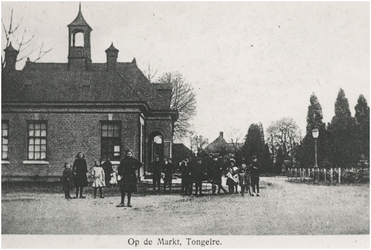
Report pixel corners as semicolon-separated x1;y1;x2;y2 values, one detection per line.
3;42;19;70
219;132;223;139
105;43;119;71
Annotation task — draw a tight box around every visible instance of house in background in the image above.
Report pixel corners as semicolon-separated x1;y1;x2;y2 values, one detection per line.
204;132;243;162
2;5;177;181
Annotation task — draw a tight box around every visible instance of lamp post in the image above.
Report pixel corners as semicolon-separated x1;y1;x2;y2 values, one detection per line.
312;128;319;183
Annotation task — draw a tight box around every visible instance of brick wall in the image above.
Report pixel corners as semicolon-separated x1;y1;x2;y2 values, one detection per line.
1;111;140;180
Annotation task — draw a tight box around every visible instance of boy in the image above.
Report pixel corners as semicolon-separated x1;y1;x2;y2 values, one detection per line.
238;164;250;197
62;163;73;199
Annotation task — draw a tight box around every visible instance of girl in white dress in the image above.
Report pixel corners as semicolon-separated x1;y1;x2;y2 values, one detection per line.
91;160;105;198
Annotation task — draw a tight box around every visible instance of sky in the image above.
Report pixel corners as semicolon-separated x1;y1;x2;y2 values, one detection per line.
2;2;370;146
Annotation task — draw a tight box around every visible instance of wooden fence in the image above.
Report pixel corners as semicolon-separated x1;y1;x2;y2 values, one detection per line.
287;167;369;184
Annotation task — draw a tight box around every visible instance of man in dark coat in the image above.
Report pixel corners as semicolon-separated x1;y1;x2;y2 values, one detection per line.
150;155;162;191
117;150;142;207
180;156;191;195
192;157;205;195
250;155;261;197
72;152;88;198
209;155;228;194
163;158;174;192
102;157;113;187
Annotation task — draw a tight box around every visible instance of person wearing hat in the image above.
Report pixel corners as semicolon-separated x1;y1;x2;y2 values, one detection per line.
116;150;143;207
192;157;205;196
226;158;239;194
209;155;228;194
250;155;261;197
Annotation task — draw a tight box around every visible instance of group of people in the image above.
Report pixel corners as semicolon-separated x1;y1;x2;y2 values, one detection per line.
62;150;142;207
178;154;261;197
62;150;262;208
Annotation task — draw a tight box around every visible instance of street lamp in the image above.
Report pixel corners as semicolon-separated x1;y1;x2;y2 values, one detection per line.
312;128;319;167
312;128;319;183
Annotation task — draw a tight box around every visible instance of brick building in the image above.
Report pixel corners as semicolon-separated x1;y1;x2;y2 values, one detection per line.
1;6;177;181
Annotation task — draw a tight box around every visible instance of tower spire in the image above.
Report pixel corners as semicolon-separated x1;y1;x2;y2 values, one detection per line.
68;2;92;70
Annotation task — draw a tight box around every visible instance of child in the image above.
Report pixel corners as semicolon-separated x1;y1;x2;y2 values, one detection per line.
238;164;250;197
226;159;238;194
91;160;105;198
109;170;118;187
62;163;73;199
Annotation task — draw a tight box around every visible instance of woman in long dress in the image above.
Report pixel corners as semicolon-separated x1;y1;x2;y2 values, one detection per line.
72;152;88;198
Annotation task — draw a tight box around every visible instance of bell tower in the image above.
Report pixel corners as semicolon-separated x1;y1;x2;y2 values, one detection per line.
67;3;92;70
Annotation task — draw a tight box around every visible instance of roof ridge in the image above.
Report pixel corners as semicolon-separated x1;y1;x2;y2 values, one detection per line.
116;72;144;102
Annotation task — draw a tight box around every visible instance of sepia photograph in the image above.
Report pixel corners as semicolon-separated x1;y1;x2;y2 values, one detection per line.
1;1;369;248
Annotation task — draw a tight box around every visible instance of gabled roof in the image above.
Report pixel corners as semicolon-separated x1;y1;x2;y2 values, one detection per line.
2;61;173;111
204;132;242;154
68;5;92;30
205;134;229;153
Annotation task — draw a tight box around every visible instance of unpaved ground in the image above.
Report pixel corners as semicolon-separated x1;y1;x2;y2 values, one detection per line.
2;177;369;235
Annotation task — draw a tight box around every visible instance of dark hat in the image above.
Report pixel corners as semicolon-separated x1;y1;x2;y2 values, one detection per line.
197;157;202;161
251;155;257;158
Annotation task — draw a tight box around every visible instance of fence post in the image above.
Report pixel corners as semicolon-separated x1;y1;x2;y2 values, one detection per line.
323;168;326;182
297;168;299;179
338;167;341;185
291;168;293;179
300;168;303;180
313;168;315;184
330;168;333;184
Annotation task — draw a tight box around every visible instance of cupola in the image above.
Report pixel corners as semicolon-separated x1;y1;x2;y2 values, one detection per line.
67;3;92;70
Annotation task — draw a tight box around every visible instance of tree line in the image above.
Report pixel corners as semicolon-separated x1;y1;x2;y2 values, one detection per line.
241;89;369;173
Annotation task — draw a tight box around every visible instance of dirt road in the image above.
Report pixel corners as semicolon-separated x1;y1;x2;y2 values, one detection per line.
2;177;369;235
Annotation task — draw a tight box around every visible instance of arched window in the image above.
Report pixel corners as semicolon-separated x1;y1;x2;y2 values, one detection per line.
148;132;164;163
73;32;84;47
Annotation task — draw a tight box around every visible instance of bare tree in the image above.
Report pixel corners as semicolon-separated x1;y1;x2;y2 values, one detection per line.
157;72;197;140
189;133;208;155
2;8;53;71
266;117;301;160
227;127;243;154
